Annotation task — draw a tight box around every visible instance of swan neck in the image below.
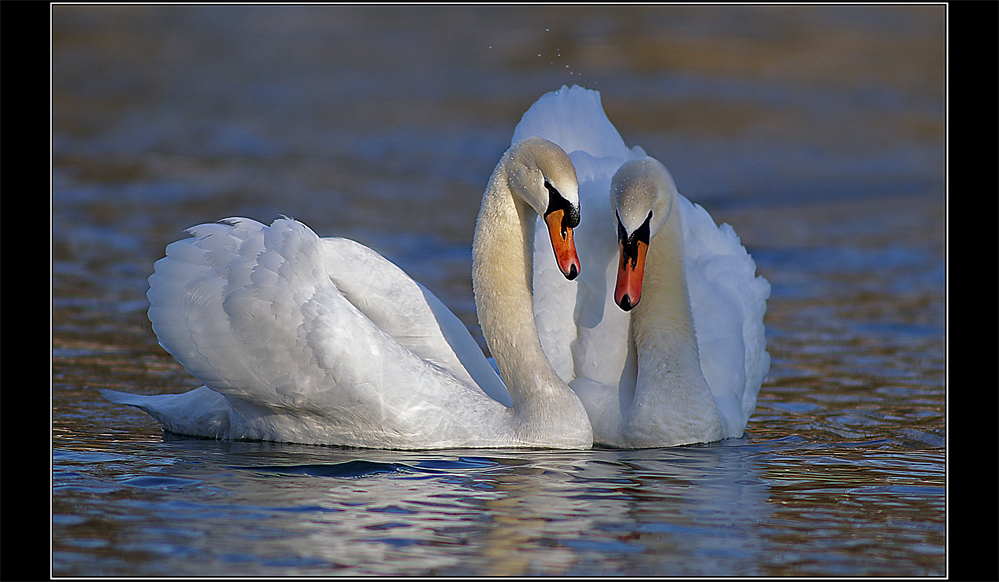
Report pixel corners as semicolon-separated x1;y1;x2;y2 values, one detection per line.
629;200;721;442
632;204;696;358
472;159;575;410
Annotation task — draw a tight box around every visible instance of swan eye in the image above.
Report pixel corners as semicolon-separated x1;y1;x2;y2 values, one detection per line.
543;180;559;206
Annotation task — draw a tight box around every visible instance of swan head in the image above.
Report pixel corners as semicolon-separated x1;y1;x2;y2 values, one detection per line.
507;137;581;280
610;157;678;311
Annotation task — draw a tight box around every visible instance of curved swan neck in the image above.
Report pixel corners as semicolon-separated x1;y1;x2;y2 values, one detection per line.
471;147;589;431
628;195;722;444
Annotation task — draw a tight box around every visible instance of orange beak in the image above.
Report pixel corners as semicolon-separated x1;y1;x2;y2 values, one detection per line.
544;208;580;280
614;238;647;311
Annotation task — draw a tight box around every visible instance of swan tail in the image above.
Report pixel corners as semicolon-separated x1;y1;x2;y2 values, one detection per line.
100;387;231;439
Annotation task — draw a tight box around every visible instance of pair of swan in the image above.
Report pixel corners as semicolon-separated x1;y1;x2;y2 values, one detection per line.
103;85;769;450
519;86;769;447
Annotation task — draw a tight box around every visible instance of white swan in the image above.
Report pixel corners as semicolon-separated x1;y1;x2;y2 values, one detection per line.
515;85;770;447
103;137;594;450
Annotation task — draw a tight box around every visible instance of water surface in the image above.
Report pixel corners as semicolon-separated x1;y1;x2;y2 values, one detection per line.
52;5;946;576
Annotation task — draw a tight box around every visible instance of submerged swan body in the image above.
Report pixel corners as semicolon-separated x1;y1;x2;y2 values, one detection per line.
516;85;770;447
104;137;593;450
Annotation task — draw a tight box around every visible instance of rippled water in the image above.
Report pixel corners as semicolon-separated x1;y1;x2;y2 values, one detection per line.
52;5;946;577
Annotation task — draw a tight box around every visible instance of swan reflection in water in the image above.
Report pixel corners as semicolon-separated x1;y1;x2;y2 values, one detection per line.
165;437;771;576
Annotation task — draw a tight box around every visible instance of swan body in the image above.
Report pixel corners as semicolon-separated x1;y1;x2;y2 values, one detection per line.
104;137;593;450
515;85;770;447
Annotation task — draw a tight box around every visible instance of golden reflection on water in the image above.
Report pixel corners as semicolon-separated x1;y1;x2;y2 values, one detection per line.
477;460;592;576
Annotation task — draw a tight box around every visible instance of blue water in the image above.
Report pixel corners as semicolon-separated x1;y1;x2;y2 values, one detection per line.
52;430;943;576
52;5;946;576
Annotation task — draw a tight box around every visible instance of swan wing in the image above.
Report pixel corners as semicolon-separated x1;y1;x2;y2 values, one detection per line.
513;84;630;162
680;196;771;437
142;217;508;447
321;236;512;407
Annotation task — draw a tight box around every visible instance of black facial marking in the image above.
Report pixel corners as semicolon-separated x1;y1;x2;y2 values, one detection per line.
544;180;580;236
617;210;652;269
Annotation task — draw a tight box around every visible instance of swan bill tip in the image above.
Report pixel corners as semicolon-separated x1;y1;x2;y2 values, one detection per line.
618;294;637;311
